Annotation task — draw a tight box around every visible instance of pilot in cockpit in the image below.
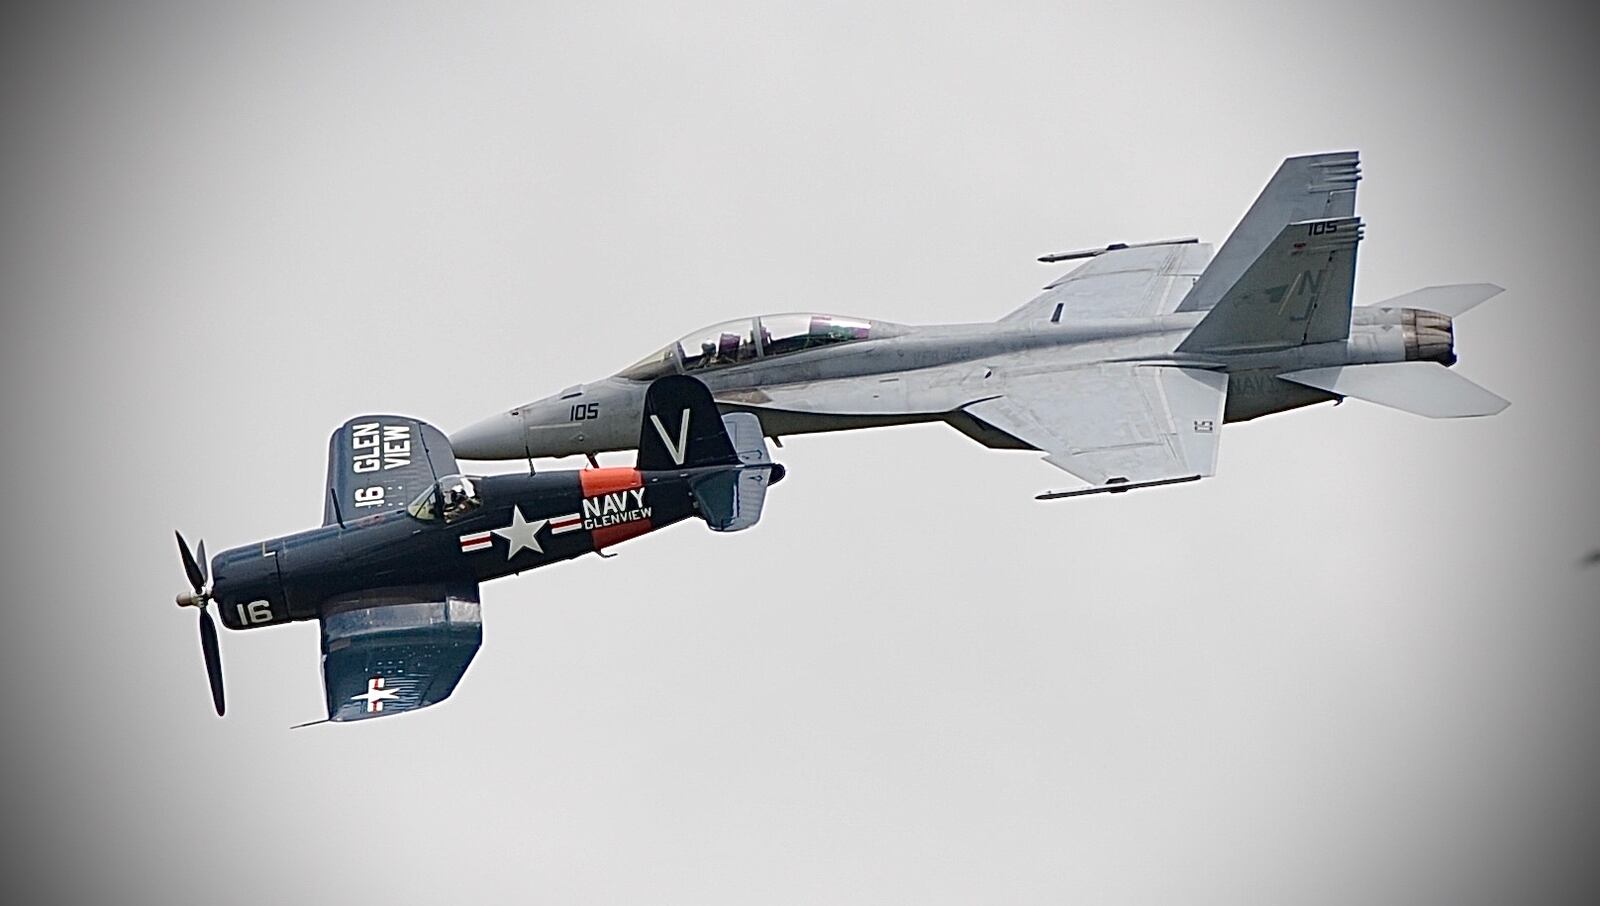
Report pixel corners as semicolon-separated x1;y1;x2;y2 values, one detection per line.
440;476;480;522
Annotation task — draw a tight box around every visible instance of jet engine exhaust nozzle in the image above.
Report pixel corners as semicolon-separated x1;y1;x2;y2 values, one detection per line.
1402;308;1456;367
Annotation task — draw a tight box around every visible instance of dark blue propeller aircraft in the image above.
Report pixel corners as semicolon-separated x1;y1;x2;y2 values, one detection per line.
173;376;783;723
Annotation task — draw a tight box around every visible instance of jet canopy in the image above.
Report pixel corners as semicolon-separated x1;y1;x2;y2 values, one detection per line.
619;314;892;380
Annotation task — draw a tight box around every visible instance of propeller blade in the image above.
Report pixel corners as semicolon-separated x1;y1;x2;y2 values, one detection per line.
196;538;208;586
198;607;226;716
176;531;206;594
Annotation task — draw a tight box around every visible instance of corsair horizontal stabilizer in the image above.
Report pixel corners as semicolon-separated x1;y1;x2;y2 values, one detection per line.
1278;362;1508;418
691;413;781;532
1373;283;1504;318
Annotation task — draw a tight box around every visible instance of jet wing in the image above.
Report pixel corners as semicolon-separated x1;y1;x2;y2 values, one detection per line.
999;242;1212;322
963;365;1229;497
323;415;459;525
319;582;482;722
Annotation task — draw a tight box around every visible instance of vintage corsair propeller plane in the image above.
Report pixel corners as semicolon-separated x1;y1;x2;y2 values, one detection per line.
173;376;783;722
452;151;1506;499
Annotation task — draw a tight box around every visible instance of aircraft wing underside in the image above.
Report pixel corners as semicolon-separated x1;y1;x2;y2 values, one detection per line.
964;365;1229;496
999;242;1213;322
319;581;482;722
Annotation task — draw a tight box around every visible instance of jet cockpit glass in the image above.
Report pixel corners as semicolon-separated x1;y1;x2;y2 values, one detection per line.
616;313;880;380
679;318;760;372
406;475;483;523
618;345;677;381
758;314;872;357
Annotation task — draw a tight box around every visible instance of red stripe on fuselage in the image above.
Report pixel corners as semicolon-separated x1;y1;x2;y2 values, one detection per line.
590;520;654;550
579;467;642;497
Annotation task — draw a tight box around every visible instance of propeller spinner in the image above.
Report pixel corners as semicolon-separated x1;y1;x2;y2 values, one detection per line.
174;530;226;716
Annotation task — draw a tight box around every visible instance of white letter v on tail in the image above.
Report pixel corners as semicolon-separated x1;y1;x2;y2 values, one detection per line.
649;408;692;465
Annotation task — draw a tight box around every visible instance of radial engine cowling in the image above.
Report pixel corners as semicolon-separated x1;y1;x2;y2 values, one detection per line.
1402;308;1456;366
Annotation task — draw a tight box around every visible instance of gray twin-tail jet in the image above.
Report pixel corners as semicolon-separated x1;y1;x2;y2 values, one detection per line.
453;152;1507;499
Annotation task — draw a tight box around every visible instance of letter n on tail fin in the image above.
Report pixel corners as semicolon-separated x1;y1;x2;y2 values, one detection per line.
1178;151;1360;313
635;375;739;471
1177;216;1363;354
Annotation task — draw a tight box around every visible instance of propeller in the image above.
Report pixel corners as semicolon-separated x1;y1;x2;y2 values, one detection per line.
174;531;226;716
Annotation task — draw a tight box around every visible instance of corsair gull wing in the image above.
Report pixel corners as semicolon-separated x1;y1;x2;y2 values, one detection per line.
320;582;483;722
323;416;459;525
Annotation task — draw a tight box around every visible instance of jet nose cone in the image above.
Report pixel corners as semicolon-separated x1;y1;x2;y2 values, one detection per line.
450;410;526;460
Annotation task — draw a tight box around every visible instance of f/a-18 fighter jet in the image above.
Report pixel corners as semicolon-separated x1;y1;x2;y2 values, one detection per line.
172;376;783;722
452;151;1506;499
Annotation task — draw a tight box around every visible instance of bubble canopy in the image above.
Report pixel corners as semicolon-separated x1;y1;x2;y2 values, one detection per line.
619;314;892;379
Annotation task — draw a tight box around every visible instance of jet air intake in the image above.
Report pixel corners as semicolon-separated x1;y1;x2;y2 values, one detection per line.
1402;308;1456;367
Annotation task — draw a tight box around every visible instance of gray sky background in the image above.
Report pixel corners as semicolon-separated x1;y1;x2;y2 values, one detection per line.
3;2;1597;904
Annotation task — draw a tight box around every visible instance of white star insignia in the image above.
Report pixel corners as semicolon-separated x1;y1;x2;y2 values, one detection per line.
492;506;548;559
351;676;400;713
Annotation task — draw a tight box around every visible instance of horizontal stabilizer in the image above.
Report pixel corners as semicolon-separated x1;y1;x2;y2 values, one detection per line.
1373;283;1504;318
691;413;779;532
1278;362;1508;418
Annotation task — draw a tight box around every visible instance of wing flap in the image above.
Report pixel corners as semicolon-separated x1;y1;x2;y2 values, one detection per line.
965;365;1228;490
320;583;482;722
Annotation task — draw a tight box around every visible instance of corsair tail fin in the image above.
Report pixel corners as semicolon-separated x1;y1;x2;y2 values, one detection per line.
690;413;783;532
1177;151;1360;313
635;375;739;471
